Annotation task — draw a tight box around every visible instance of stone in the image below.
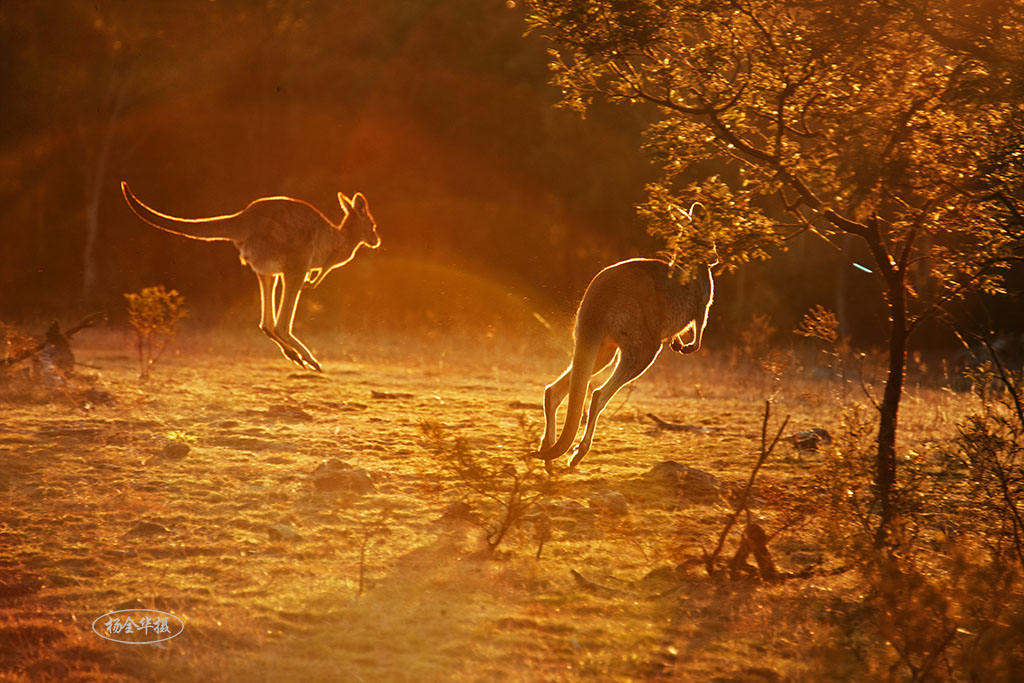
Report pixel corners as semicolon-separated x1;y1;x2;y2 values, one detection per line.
267;525;303;542
159;441;191;459
311;458;375;493
588;490;629;516
440;500;477;522
124;521;171;537
787;428;833;452
84;388;116;405
641;565;681;586
265;404;314;421
642;461;721;503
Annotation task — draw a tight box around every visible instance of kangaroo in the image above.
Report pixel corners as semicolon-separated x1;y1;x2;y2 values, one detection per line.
536;250;718;468
121;181;380;372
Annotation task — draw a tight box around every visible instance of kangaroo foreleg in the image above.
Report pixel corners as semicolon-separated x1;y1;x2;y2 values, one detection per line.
256;273;307;369
303;267;327;290
682;300;712;355
670;324;700;355
671;336;700;355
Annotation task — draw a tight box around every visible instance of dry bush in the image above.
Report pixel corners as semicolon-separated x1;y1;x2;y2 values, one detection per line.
955;360;1024;567
339;505;394;596
419;417;560;554
124;285;188;380
0;319;108;406
799;395;1024;680
740;313;777;361
0;322;37;369
796;304;851;401
0;322;41;396
728;313;792;395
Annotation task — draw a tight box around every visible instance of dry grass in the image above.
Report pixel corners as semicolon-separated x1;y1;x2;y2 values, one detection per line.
0;330;1013;681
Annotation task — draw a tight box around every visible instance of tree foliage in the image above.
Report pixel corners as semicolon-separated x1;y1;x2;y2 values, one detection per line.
526;0;1024;534
528;0;1022;280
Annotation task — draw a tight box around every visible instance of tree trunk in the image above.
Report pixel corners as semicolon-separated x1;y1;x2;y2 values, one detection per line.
836;233;853;340
82;72;131;303
856;218;909;545
876;270;907;543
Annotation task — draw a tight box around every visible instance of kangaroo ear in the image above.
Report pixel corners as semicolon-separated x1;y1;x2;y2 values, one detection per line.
351;192;368;215
338;192;353;217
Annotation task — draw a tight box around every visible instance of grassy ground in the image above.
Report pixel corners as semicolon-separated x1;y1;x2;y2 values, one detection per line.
0;330;1011;681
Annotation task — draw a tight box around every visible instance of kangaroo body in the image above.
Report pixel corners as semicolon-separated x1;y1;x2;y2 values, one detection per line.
121;181;380;372
538;257;716;467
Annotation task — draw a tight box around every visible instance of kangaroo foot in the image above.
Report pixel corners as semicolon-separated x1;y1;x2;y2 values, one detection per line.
530;448;561;461
279;346;305;366
277;334;323;373
285;352;321;373
290;345;322;372
271;339;321;372
568;446;590;469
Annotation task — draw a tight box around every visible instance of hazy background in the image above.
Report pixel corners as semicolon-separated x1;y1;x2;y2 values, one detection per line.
0;0;1018;349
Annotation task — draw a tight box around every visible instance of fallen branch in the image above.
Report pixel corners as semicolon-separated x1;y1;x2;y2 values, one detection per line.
371;390;414;400
647;413;722;434
727;523;778;581
570;569;629;596
2;312;105;368
703;400;789;579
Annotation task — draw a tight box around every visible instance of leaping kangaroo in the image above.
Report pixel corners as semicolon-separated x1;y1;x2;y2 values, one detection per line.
536;248;718;468
121;181;380;372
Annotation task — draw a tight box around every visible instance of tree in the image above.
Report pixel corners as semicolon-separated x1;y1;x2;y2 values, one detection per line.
524;0;1024;539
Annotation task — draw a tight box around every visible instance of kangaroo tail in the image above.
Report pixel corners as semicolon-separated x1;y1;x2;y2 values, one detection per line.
121;181;239;241
538;335;601;461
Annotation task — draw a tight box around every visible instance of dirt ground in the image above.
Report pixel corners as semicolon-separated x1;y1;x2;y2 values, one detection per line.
0;330;981;681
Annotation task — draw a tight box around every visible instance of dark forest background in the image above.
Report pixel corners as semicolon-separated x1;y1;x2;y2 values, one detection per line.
0;0;1018;351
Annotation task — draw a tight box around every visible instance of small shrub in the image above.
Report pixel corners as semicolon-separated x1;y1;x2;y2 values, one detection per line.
956;359;1024;568
796;304;850;401
339;505;394;596
0;322;36;378
124;285;188;380
166;430;197;445
740;313;777;360
420;416;559;554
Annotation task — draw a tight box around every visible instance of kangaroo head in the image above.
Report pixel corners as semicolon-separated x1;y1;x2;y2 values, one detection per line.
338;192;381;250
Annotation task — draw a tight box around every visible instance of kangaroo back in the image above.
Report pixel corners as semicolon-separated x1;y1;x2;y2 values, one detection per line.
121;182;240;242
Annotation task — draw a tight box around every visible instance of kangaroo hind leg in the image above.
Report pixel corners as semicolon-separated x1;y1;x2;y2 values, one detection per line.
256;273;307;369
272;272;323;373
541;338;616;451
541;367;571;451
571;340;662;468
